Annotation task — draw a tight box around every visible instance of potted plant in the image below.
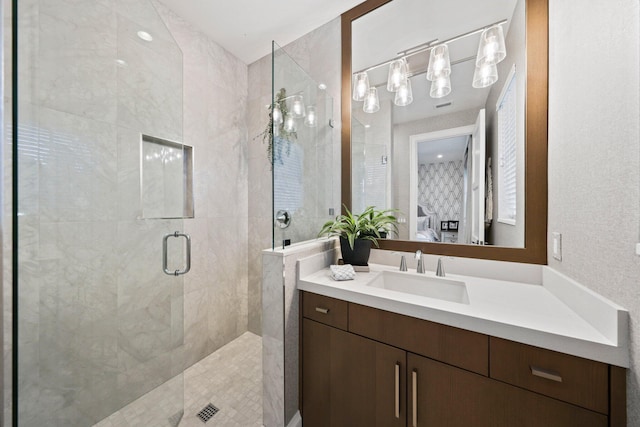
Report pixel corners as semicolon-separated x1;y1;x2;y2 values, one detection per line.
318;206;399;266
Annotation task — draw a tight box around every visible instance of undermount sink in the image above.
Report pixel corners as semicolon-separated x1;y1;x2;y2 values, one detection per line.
366;270;470;304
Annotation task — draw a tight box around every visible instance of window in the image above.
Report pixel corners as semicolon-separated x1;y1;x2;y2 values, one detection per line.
496;65;517;225
273;137;304;213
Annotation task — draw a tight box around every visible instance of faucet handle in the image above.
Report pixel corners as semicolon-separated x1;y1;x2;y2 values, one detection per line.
392;251;408;271
436;257;445;277
415;250;425;274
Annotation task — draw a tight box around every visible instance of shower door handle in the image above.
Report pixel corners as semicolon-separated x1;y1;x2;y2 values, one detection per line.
163;231;191;276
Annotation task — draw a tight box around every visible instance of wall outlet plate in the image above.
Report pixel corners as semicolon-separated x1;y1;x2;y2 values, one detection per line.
636;243;640;256
552;232;562;261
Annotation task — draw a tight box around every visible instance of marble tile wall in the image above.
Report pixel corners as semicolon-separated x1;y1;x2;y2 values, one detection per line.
262;239;338;427
152;0;249;370
247;17;342;336
2;0;249;424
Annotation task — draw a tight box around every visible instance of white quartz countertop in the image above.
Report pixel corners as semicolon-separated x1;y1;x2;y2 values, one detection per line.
298;263;629;367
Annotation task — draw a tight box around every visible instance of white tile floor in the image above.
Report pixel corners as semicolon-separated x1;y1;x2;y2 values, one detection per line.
95;332;263;427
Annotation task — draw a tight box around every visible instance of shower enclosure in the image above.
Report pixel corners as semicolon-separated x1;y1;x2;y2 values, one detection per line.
13;1;187;425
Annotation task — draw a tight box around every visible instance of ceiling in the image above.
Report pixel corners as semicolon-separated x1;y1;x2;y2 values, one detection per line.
418;135;469;164
158;0;365;64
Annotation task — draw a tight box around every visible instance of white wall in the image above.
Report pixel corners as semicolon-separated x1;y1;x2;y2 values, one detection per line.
547;0;640;423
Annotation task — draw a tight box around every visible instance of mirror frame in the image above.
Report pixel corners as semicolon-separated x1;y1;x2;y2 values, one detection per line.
341;0;548;264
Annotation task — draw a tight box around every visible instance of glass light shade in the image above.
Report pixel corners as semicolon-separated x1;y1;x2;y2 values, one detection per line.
304;105;317;127
430;75;451;98
352;72;370;101
284;115;297;133
394;78;413;106
476;25;507;66
363;87;380;113
290;95;305;118
426;44;451;81
272;104;283;125
386;59;407;92
472;62;499;88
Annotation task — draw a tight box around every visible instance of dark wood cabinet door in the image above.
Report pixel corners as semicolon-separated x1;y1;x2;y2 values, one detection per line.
407;352;608;427
302;318;406;427
408;353;495;427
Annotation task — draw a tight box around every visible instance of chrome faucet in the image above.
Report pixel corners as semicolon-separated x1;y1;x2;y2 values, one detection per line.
399;255;407;271
415;250;425;274
436;257;445;277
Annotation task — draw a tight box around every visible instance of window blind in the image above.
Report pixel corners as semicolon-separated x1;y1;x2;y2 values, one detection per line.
497;69;517;225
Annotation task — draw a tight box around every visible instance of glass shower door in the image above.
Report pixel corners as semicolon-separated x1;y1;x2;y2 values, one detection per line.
271;41;335;248
15;1;186;425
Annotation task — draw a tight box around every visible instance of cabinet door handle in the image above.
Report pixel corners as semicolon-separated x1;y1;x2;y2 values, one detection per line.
412;370;418;427
315;307;329;314
395;363;400;419
531;366;563;382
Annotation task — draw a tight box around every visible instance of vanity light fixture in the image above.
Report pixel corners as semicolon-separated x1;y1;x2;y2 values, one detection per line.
284;115;297;133
430;75;451;98
476;25;507;66
353;19;509;111
386;59;407;92
353;72;370;101
472;62;499;88
394;78;413;106
363;87;380;113
272;104;283;126
304;105;317;127
426;44;451;81
290;95;305;118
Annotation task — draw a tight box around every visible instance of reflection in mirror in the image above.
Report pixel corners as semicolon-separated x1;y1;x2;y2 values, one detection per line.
351;0;525;248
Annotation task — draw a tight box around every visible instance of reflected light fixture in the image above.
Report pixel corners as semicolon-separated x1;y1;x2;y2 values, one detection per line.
472;62;499;88
476;25;506;66
272;104;283;126
426;44;451;81
352;72;370;101
304;106;317;127
284;115;297;133
394;78;413;106
363;87;380;113
430;75;451;98
386;59;407;92
290;95;305;118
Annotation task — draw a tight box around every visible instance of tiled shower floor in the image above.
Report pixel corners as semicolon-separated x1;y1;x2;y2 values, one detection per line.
95;332;263;427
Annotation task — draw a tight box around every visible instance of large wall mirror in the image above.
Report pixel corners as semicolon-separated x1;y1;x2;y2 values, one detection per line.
341;0;547;263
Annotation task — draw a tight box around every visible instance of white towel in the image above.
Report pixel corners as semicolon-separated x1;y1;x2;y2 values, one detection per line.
330;264;356;281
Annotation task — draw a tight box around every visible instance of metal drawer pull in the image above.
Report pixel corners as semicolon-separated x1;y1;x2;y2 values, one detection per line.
395;363;400;419
531;366;563;383
412;370;418;427
315;307;329;314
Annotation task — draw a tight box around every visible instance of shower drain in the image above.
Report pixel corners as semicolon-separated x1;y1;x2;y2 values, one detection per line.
197;403;220;423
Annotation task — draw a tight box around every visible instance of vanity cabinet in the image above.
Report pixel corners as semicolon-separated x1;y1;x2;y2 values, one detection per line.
301;291;624;427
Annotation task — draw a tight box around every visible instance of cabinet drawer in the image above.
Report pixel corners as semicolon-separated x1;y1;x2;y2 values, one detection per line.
349;303;488;375
490;337;609;414
302;292;348;330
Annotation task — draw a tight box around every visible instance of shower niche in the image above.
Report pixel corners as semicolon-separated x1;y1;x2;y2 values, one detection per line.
141;134;194;218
